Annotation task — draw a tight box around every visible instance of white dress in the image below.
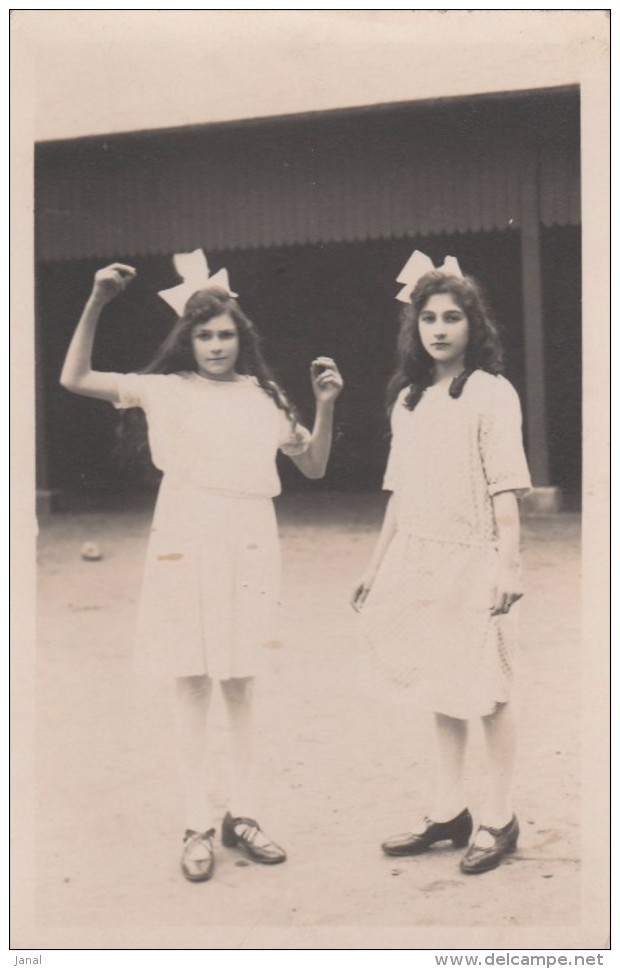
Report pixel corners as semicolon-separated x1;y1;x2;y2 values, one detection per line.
114;372;310;680
360;370;532;719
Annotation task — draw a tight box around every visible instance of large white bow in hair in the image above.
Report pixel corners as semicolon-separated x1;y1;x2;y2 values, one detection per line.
395;250;463;303
157;249;238;315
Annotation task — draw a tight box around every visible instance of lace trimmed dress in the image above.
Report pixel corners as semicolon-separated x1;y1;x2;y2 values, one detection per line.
113;372;310;681
360;370;531;719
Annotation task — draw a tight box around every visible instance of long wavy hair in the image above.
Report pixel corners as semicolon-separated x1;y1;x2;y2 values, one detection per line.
116;287;299;480
386;270;504;414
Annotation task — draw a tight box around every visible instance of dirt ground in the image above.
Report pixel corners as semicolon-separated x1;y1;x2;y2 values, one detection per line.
11;492;608;950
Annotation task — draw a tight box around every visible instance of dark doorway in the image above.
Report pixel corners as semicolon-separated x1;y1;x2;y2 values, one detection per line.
37;227;579;505
540;225;582;508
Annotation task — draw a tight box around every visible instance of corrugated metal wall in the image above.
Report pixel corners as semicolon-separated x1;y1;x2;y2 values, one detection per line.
35;90;580;262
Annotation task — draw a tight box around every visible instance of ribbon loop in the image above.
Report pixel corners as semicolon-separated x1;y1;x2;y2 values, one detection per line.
395;250;463;303
158;249;238;315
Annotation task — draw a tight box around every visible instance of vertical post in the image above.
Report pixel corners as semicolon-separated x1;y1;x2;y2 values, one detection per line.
34;282;55;514
520;146;550;487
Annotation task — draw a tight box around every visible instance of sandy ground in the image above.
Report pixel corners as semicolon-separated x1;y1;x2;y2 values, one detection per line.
11;493;608;950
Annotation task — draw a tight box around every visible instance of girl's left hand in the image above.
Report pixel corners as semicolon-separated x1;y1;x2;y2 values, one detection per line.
310;357;343;403
491;562;524;616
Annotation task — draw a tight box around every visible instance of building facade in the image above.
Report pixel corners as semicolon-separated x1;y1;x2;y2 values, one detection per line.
35;86;581;506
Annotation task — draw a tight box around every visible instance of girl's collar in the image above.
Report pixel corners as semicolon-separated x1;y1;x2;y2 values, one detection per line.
187;371;250;385
426;368;475;398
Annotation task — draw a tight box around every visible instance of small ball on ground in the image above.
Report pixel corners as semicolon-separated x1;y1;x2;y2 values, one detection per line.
80;541;102;561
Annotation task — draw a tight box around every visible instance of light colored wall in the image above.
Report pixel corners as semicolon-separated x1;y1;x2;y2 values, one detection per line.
13;9;605;142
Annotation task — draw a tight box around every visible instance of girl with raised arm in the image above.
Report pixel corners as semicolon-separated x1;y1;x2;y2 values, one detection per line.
61;255;343;882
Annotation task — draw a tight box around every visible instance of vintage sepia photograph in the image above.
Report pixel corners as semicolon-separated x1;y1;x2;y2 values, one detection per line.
10;8;610;956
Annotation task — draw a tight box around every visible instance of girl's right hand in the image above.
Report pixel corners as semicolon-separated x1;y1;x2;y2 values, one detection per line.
351;570;376;612
91;263;137;304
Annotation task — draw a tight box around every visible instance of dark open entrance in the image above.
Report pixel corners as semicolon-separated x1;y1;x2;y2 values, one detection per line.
38;223;580;507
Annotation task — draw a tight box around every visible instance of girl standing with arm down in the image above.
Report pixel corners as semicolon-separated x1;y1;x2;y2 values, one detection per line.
60;257;343;883
352;256;531;875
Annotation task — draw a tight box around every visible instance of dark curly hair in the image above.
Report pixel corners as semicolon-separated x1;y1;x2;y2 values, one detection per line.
143;287;298;422
117;287;299;481
386;270;504;414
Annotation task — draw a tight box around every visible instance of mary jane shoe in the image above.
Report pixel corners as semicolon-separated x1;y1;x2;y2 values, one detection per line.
221;812;287;864
181;828;216;882
459;815;519;874
381;808;473;856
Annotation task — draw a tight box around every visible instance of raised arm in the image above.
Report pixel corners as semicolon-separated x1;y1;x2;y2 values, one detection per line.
290;357;344;479
59;263;136;401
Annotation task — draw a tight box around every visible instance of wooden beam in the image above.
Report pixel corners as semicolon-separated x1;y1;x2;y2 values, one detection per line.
520;146;550;487
34;291;54;510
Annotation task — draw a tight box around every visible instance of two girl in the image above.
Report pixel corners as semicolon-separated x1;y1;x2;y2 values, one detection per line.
61;253;530;882
60;261;343;882
353;265;531;874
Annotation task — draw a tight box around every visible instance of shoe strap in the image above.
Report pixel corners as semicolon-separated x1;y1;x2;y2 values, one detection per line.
230;816;280;850
232;818;260;844
230;816;260;829
477;816;515;837
473;821;514;845
184;828;216;844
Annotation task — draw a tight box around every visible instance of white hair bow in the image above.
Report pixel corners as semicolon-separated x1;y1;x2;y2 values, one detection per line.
395;250;463;303
157;249;238;315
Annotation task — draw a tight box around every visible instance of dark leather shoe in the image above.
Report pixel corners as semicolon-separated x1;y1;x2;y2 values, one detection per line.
221;812;287;864
181;828;216;882
459;815;519;874
382;808;473;856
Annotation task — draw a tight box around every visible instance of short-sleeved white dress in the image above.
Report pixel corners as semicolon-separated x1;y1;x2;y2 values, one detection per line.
114;372;310;681
360;370;531;719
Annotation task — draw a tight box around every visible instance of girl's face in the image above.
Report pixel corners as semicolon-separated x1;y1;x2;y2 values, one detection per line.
418;293;469;370
191;314;240;381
